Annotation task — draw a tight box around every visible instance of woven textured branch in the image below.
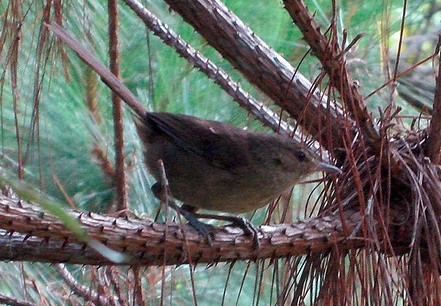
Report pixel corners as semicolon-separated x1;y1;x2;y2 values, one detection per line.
0;194;363;266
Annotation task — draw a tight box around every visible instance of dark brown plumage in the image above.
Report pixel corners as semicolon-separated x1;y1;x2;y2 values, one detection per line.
134;112;340;214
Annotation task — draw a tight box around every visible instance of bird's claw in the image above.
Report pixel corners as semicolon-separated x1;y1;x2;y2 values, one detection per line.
228;217;260;249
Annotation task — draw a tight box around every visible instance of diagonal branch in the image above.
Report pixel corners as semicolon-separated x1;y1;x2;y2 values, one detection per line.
155;0;346;150
283;0;380;147
121;0;297;136
54;264;115;305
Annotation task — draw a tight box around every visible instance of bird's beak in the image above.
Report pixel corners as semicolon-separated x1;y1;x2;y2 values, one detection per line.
316;162;342;174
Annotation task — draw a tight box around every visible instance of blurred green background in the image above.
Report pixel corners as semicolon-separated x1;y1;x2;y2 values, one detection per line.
0;0;439;304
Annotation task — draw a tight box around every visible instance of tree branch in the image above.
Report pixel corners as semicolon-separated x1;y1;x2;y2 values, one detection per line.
157;0;346;150
0;194;364;265
121;0;297;137
283;0;379;146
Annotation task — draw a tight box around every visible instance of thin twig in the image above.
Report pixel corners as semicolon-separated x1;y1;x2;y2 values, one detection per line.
0;294;33;306
283;0;379;146
108;0;128;213
132;267;144;305
425;36;441;164
47;23;146;117
54;264;114;305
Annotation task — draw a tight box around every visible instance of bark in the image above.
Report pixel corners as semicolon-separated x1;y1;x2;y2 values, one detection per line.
0;193;364;265
159;0;346;149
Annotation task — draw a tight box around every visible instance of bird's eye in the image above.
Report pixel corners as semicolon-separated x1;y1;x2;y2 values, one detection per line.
296;150;307;161
273;157;283;166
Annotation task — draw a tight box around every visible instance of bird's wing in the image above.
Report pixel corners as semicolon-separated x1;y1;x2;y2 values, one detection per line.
145;112;248;170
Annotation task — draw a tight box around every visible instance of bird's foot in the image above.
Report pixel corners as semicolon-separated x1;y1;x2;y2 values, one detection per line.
225;216;260;249
175;206;215;244
152;182;215;243
194;213;261;248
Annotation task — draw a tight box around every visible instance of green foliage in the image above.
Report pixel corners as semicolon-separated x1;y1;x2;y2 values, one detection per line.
0;0;439;304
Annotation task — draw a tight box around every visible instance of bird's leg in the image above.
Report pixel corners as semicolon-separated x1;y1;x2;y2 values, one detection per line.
152;182;215;243
153;161;259;246
172;203;216;242
191;212;261;248
153;181;259;247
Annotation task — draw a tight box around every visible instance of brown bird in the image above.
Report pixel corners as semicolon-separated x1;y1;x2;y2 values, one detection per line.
134;112;340;243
